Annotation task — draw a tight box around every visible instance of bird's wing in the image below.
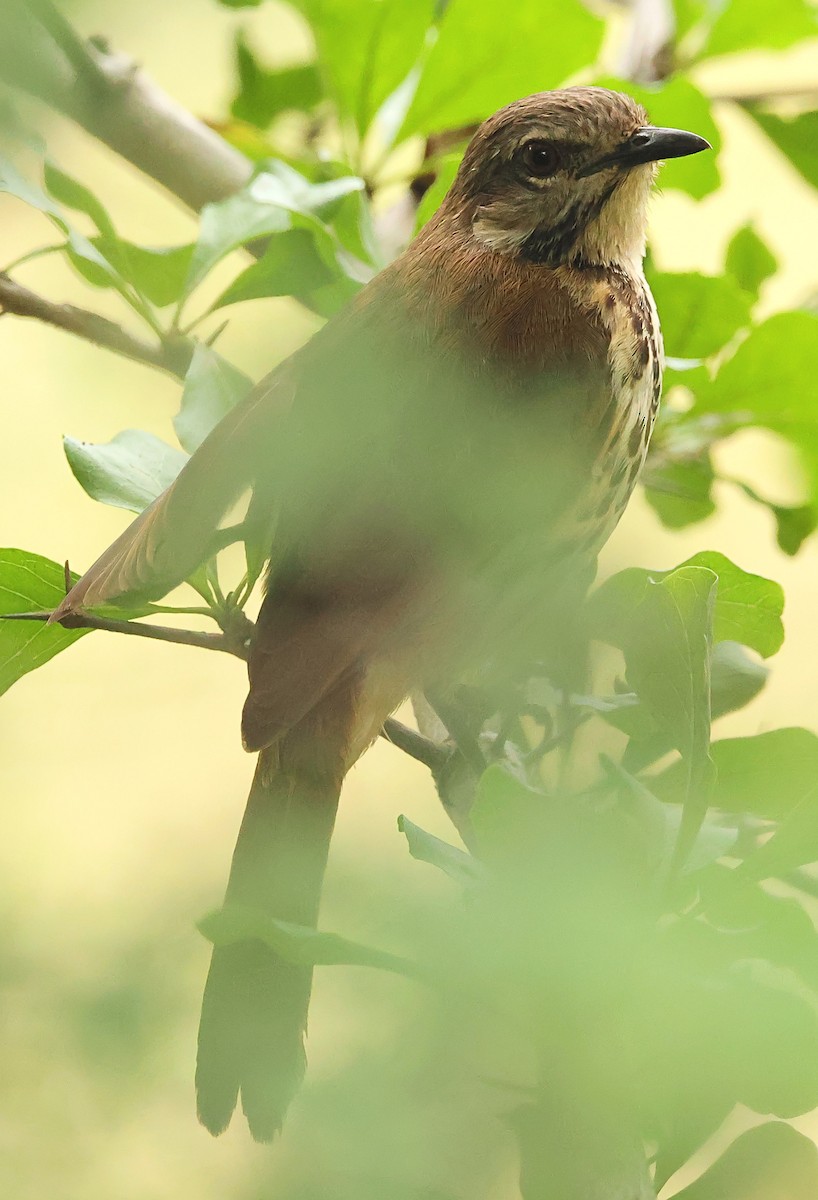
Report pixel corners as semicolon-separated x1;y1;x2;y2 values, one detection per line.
52;363;297;618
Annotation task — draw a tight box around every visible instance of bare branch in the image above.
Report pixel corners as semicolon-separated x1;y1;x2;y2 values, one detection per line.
0;272;192;377
1;1;253;214
0;608;245;657
381;717;450;773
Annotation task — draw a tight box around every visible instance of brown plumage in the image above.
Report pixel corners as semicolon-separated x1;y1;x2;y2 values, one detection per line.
52;87;709;1140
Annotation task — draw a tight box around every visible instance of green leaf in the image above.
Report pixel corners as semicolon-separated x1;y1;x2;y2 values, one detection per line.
622;567;716;865
43;161;117;238
403;0;604;136
696;313;818;489
174;345;252;455
185;163;363;294
198;903;417;976
213;227;338;309
643;455;716;529
654;727;818;821
293;0;435;136
397;815;480;885
92;239;194;308
672;1122;818;1200
414;153;461;232
0;550;87;695
709;641;769;719
725;224;777;299
216;0;263;7
747;107;818;190
590;552;783;659
231;32;322;128
702;0;817;60
773;503;817;556
64;430;188;513
647;271;751;358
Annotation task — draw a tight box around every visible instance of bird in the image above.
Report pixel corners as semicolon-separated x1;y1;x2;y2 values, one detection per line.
52;86;709;1141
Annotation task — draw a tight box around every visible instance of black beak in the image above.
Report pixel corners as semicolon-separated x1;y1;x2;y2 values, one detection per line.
577;126;711;178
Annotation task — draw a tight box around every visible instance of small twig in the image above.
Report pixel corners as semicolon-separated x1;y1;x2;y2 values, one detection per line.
0;609;246;657
0;273;192;378
381;717;450;773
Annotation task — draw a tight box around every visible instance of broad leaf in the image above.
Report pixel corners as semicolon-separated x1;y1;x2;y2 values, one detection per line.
43;161;116;238
725;224;777;300
643;455;716;529
648;271;751;359
403;0;604;136
64;430;187;513
703;0;817;60
213;227;339;309
672;1121;818;1200
231;32;322;128
0;550;86;695
747;107;818;191
589;552;783;659
93;238;194;307
185;163;363;294
174;345;252;455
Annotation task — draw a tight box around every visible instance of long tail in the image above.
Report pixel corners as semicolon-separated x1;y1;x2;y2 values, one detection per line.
195;747;341;1141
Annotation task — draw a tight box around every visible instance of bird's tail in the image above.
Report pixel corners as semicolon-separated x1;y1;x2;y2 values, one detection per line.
195;745;341;1142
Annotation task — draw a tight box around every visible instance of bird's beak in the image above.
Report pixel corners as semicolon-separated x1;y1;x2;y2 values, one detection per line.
577;126;711;178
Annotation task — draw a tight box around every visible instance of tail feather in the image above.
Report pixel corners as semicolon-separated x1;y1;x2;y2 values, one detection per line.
196;747;340;1140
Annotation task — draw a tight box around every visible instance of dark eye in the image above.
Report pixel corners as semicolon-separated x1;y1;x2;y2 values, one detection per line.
520;139;559;178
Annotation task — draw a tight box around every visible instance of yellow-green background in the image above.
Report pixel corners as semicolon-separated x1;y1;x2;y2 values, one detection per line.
1;2;817;1195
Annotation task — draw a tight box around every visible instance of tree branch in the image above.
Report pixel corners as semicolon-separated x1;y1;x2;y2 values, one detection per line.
1;1;253;214
0;272;192;377
0;608;244;656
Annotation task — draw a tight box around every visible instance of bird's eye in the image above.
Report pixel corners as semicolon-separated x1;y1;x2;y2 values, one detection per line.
520;139;560;179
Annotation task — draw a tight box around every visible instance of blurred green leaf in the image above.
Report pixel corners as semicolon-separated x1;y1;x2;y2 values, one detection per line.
709;641;769;719
672;1121;818;1200
174;345;252;454
216;0;263;7
293;0;436;136
43;160;117;238
643;455;716;529
199;904;417;976
231;32;323;128
403;0;604;136
185;163;363;294
414;153;461;232
398;815;480;885
0;550;86;695
725;224;777;300
92;239;194;308
773;502;817;556
64;430;187;513
702;0;817;59
747;107;818;190
648;271;751;358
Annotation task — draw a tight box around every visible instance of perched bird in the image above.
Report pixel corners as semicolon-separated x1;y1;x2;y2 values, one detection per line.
53;87;709;1141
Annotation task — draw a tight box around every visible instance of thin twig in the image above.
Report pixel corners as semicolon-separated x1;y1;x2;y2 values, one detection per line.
0;609;245;657
0;273;192;377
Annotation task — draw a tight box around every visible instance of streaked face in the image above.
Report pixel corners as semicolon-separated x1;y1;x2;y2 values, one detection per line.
453;87;708;269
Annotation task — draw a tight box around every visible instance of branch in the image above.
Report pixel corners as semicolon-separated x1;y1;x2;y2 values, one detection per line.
0;272;192;377
381;717;450;773
1;1;253;214
0;608;245;656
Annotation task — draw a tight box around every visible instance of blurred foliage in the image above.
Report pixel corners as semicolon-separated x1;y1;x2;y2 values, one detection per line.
1;0;818;1196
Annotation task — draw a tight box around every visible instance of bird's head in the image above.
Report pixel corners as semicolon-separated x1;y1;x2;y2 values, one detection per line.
446;86;709;272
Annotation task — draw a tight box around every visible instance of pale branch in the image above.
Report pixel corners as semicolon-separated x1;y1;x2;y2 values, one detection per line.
0;607;243;655
1;0;253;214
0;272;192;377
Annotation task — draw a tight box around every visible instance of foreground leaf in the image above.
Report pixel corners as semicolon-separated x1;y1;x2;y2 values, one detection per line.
64;430;188;513
398;815;480;885
672;1121;818;1200
199;904;417;977
174;345;252;454
0;550;86;695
